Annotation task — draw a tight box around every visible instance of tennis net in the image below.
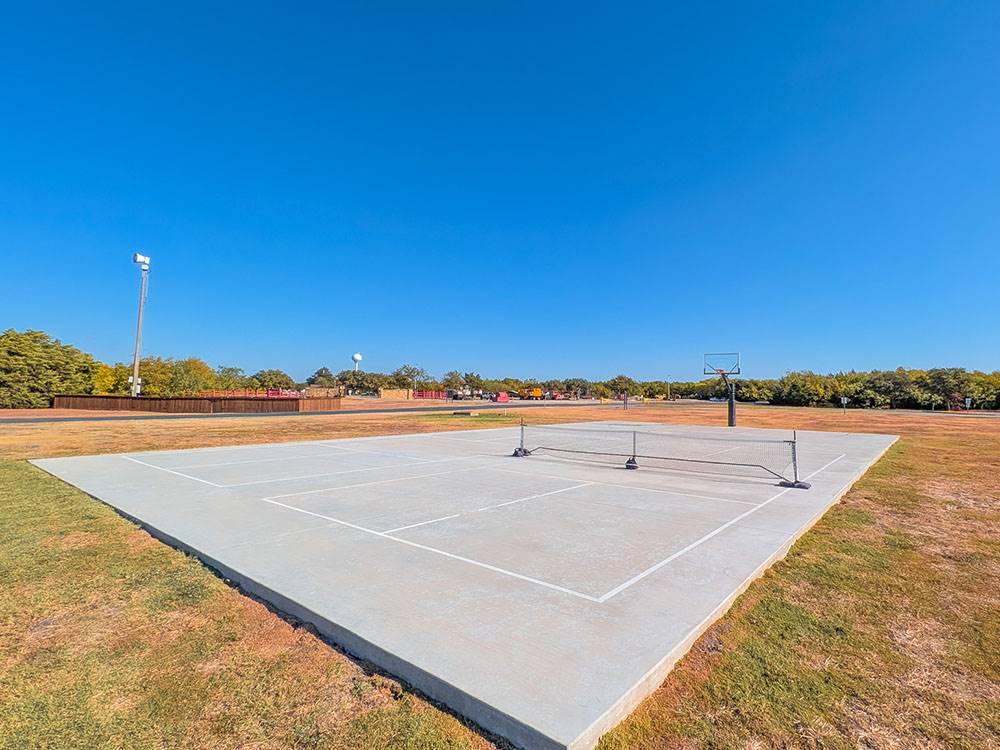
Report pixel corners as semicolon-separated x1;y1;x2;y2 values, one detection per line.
512;423;810;488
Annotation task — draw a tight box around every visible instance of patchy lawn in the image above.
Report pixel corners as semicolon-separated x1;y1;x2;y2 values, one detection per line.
0;460;497;750
1;404;997;748
599;416;1000;749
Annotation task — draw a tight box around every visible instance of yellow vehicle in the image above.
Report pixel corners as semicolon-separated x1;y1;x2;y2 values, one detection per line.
519;387;543;400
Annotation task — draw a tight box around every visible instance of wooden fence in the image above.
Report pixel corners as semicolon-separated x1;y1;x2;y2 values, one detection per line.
53;395;342;414
377;388;412;400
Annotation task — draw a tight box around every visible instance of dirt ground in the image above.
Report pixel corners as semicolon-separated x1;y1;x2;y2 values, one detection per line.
0;396;545;421
0;400;993;461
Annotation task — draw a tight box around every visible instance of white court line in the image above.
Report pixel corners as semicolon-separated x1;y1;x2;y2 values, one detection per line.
120;456;225;487
382;482;595;534
260;498;600;602
423;434;515;445
316;442;439;461
701;445;741;458
172;439;472;470
382;514;463;534
222;455;485;487
595;453;847;603
478;483;594;511
263;463;491;501
486;464;759;507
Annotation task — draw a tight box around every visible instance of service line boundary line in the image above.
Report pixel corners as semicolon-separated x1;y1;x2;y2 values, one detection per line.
223;454;490;487
161;437;500;470
122;453;490;488
121;450;848;605
262;463;493;501
379;482;594;534
420;433;517;445
253;457;843;603
260;497;603;603
593;453;847;603
120;456;226;487
171;448;387;470
485;464;760;507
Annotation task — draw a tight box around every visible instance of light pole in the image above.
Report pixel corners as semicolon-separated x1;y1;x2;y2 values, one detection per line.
130;253;151;397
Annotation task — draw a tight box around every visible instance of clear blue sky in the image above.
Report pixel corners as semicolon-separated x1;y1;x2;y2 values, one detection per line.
2;2;998;382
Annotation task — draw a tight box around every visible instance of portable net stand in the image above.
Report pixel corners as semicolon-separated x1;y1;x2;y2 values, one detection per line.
513;421;811;488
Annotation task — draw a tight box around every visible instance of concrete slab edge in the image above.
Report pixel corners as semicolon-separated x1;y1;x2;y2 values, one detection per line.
566;434;900;750
26;433;900;750
27;460;565;750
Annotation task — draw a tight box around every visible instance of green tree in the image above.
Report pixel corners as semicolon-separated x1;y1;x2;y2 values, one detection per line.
0;329;99;408
442;371;465;390
925;368;970;410
251;369;296;390
591;383;613;399
734;379;776;403
606;374;638;396
968;371;1000;409
336;369;390;393
463;372;485;391
306;367;337;386
498;377;525;394
563;378;592;397
772;371;834;406
390;364;430;389
167;358;217;395
91;363;118;395
135;357;177;396
215;366;249;391
481;378;505;393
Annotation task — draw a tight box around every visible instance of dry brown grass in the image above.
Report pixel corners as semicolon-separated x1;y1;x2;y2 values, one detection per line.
2;402;998;749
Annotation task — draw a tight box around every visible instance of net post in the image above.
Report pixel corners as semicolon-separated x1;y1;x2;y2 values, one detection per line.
512;418;528;457
625;430;639;469
792;430;798;482
779;430;811;489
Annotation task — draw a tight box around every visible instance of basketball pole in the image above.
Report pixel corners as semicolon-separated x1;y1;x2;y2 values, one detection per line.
720;371;736;427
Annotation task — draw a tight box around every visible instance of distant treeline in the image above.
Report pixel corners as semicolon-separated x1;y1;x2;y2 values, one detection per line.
1;329;997;411
667;369;1000;410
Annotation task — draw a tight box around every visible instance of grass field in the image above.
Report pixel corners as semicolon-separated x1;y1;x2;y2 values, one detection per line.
1;404;997;749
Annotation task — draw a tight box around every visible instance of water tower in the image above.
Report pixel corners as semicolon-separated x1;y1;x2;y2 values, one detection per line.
351;352;363;372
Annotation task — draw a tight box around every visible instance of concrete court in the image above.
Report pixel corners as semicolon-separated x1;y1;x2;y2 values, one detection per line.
32;421;897;750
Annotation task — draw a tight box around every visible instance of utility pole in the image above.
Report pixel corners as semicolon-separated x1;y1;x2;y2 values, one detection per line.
130;253;151;397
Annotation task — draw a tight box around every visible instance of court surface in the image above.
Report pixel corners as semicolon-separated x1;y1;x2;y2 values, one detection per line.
33;422;897;750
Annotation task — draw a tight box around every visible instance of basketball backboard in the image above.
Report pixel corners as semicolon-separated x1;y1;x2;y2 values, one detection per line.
703;352;740;376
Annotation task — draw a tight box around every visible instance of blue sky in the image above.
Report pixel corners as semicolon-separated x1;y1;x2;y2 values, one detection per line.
2;2;998;382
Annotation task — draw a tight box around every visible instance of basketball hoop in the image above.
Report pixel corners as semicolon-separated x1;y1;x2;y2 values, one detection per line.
704;353;740;427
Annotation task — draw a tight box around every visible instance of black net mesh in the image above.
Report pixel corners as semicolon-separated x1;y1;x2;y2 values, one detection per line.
518;424;796;483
